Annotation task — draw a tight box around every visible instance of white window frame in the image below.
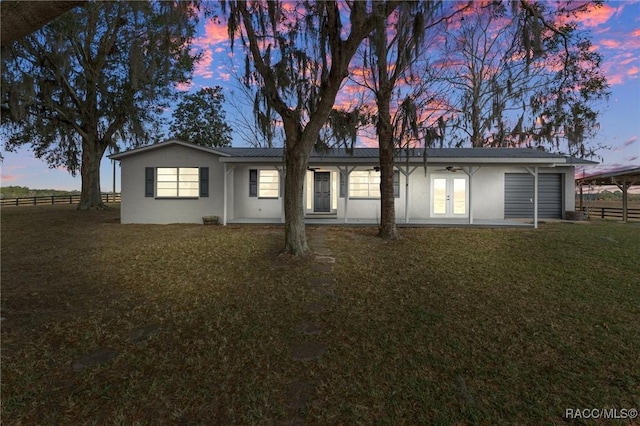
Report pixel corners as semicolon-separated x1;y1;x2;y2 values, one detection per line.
156;167;199;198
258;169;279;199
349;170;381;199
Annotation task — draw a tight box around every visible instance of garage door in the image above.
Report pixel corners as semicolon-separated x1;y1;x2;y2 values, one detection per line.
504;173;563;219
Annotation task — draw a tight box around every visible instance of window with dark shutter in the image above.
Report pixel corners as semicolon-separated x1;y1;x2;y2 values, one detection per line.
339;170;346;198
145;167;154;197
200;167;209;197
249;169;257;197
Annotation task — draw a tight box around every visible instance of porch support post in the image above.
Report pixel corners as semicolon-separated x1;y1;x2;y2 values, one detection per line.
223;163;227;226
222;165;235;226
534;167;539;229
463;166;478;225
525;167;539;229
276;166;285;223
404;167;409;224
398;165;419;224
613;178;632;223
345;170;349;224
339;166;356;223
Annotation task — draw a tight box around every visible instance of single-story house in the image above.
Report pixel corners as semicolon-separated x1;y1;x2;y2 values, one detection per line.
109;139;595;227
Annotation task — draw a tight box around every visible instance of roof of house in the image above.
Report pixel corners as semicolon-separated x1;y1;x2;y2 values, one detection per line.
109;139;597;165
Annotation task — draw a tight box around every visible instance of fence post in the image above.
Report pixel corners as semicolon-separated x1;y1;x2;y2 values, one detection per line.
601;208;604;219
69;195;73;204
33;197;36;205
51;196;55;205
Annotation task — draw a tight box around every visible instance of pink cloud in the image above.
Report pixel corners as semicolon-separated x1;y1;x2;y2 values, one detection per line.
600;39;621;49
628;66;639;77
623;136;638;147
176;81;194;92
194;50;213;79
619;57;635;66
198;20;228;46
358;133;378;148
1;174;19;182
606;73;624;86
573;3;617;28
3;164;27;171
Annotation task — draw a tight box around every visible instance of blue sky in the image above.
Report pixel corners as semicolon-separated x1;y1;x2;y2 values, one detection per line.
1;1;638;191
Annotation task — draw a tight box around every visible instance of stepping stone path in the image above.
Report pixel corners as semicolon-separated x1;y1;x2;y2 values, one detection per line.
72;348;119;371
284;227;337;421
71;324;161;373
128;324;162;343
599;236;618;243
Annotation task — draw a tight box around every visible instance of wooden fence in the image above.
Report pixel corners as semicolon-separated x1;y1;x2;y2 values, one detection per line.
581;206;640;220
0;193;121;207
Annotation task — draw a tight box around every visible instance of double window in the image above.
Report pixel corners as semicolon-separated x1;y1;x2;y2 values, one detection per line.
145;167;208;198
349;170;381;198
340;170;400;198
249;169;280;198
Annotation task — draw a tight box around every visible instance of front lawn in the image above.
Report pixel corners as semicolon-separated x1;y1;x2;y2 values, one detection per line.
2;205;638;424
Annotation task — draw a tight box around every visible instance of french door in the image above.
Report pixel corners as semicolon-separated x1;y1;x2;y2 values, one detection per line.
431;175;468;217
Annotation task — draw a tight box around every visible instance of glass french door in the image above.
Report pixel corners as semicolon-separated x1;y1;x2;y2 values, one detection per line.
431;175;468;217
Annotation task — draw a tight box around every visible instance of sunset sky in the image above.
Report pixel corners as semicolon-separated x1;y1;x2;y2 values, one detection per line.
1;1;638;192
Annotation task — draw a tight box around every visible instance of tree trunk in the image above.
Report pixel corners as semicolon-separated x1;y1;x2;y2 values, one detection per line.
78;136;107;210
377;97;400;240
283;141;310;255
378;138;399;239
0;1;85;47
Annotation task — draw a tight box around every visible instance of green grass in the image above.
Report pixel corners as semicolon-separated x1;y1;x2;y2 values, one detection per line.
2;205;639;424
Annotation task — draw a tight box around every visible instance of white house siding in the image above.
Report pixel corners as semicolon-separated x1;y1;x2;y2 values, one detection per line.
334;167;406;222
225;164;574;222
471;166;575;219
119;144;224;224
114;142;583;224
405;166;575;221
229;165;283;221
562;169;576;213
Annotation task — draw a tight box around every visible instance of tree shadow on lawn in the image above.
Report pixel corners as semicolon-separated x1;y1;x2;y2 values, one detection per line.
3;208;639;424
1;205;320;424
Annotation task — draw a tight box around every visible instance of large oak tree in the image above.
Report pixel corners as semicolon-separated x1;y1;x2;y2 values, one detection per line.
437;1;608;156
223;0;399;255
355;1;457;239
170;86;232;147
1;1;199;209
0;1;85;48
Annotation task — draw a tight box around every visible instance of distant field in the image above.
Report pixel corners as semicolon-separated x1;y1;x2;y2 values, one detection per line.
2;205;639;424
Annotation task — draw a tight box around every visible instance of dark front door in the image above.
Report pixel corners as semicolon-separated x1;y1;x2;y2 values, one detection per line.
314;172;331;212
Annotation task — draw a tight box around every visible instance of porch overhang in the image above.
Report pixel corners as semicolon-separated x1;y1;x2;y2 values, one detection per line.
576;167;640;222
218;156;567;168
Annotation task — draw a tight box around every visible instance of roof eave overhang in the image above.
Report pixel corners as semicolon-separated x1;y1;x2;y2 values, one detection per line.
110;140;231;160
219;156;570;166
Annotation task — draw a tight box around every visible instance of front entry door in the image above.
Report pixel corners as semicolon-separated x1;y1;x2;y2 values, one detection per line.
314;172;331;212
431;175;468;217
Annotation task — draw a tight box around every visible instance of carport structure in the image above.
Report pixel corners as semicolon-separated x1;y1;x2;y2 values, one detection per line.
576;167;640;222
